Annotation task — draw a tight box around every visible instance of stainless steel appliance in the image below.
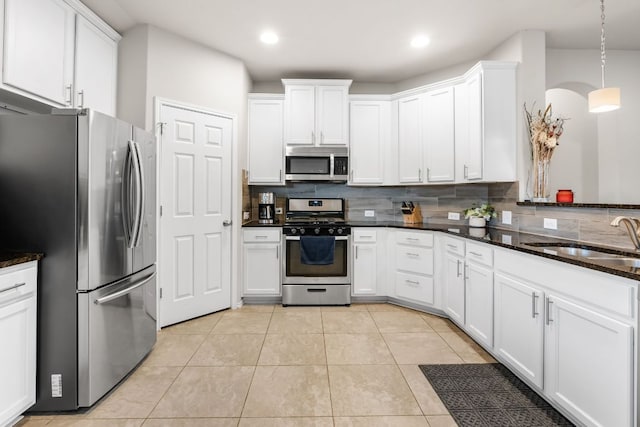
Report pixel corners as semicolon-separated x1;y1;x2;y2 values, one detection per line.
282;198;351;306
285;146;349;182
258;192;276;224
0;109;157;411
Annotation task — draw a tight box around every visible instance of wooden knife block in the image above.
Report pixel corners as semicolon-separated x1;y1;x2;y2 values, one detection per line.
402;205;423;224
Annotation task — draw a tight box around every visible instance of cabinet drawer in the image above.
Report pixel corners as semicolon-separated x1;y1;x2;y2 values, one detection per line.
353;229;377;243
466;241;493;267
396;231;433;247
395;271;434;304
0;262;37;304
396;246;433;275
444;237;465;257
243;229;281;243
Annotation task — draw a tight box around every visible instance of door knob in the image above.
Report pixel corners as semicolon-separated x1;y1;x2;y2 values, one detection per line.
223;220;232;226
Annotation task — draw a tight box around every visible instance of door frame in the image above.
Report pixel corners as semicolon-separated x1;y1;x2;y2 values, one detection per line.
153;97;240;328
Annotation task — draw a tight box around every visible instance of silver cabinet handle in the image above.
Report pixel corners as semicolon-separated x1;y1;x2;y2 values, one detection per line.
255;235;268;239
311;131;315;144
355;245;358;259
426;168;430;181
65;84;73;106
464;165;469;179
276;246;279;259
456;260;461;277
546;298;554;325
406;237;419;242
469;251;482;257
77;90;85;108
350;169;354;181
532;292;539;318
223;220;233;226
418;168;422;181
405;279;420;286
447;244;458;250
464;264;469;280
279;169;282;182
321;131;324;144
0;282;26;295
95;273;156;305
406;252;420;257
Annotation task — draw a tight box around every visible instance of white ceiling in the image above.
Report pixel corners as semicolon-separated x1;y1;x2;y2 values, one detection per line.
82;0;640;83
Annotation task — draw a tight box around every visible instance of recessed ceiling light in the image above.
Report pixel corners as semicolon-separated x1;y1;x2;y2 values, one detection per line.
260;31;279;45
411;35;430;48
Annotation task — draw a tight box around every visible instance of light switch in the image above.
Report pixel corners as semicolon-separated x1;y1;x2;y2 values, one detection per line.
543;218;558;230
364;210;375;217
502;210;512;225
448;212;461;220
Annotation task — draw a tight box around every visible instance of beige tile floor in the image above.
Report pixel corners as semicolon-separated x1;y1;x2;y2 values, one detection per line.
18;303;495;427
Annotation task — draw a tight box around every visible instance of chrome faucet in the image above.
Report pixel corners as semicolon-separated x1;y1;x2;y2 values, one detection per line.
610;216;640;250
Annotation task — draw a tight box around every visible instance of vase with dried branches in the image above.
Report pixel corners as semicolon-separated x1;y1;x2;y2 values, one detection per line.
524;103;566;201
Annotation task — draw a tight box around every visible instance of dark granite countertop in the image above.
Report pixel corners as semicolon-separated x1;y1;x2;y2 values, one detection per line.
242;220;640;281
0;252;44;269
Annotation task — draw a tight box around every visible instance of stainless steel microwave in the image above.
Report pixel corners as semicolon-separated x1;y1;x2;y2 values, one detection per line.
285;146;349;182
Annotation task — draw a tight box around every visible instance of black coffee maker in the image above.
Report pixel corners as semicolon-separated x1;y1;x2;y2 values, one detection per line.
258;192;275;224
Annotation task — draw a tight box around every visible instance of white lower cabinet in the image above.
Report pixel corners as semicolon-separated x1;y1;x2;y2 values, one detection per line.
494;273;544;389
391;230;435;305
443;237;465;325
0;261;38;427
464;260;493;348
545;294;633;427
242;229;281;296
352;228;386;296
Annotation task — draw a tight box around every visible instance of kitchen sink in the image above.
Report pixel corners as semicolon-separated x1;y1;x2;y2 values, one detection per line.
592;258;640;268
524;243;619;258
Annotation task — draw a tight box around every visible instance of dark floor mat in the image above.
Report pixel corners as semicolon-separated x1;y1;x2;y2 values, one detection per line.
419;363;575;427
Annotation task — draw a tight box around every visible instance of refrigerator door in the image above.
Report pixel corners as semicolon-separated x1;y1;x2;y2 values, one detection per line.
132;126;157;273
77;264;157;407
77;111;133;291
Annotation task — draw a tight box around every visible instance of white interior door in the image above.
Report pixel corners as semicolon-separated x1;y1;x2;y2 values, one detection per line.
159;103;232;327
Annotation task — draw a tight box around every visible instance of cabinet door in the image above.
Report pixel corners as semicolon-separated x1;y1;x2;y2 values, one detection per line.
494;273;544;389
248;98;284;184
397;95;423;183
464;72;483;180
465;261;493;348
284;85;315;145
243;243;281;295
0;294;36;426
444;252;465;325
353;243;377;295
349;101;387;184
316;85;348;146
424;87;455;182
545;294;633;427
74;15;117;116
3;0;75;105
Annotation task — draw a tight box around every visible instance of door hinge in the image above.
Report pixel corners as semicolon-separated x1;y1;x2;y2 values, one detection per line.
158;122;167;135
159;288;163;299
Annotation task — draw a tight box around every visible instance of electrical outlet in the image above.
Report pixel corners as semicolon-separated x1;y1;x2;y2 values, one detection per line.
502;210;512;225
275;207;283;215
242;211;250;220
364;210;375;217
448;212;461;221
543;218;558;230
502;234;512;245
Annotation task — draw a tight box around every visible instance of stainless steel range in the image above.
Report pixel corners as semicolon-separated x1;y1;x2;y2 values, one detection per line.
282;198;351;306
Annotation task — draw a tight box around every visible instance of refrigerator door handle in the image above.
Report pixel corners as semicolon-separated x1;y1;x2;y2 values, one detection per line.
121;141;134;247
131;141;145;247
94;272;156;305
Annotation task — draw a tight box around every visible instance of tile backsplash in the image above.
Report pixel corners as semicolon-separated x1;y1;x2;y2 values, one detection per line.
249;181;640;251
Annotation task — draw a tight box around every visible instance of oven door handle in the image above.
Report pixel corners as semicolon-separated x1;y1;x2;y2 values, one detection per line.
285;236;349;241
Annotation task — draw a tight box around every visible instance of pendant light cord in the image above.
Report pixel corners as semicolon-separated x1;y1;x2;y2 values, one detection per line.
600;0;606;88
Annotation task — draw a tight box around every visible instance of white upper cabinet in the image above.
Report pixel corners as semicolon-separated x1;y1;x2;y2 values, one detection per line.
74;15;117;115
247;95;285;184
456;62;517;183
397;94;423;183
283;79;351;146
2;0;75;106
424;86;455;182
349;99;389;185
1;0;120;114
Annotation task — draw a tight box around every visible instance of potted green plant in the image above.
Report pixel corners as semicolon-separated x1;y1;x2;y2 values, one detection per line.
463;203;496;227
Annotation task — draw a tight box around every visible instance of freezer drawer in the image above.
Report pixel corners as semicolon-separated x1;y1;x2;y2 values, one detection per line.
77;265;157;407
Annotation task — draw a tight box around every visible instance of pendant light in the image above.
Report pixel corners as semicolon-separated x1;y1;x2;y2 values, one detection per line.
588;0;620;113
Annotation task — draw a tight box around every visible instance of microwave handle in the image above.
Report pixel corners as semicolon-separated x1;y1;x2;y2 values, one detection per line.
330;154;335;178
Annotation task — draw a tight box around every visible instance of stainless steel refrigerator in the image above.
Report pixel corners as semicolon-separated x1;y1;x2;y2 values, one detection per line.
0;109;157;411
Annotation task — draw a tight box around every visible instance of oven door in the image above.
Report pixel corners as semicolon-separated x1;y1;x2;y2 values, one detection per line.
283;235;351;284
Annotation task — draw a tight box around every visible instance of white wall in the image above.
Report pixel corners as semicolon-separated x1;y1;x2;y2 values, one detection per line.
547;49;640;203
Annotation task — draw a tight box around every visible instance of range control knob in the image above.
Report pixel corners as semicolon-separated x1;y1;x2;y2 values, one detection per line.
337;228;344;235
328;228;335;235
299;228;305;235
314;228;321;235
289;228;297;234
